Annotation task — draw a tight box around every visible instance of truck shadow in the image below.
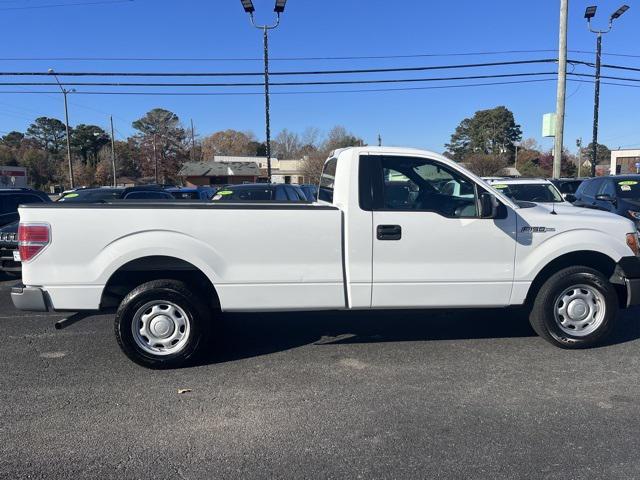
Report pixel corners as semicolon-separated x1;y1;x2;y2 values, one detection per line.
197;307;640;365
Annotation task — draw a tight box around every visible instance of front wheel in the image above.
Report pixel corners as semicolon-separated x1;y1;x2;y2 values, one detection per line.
114;279;211;368
529;266;619;348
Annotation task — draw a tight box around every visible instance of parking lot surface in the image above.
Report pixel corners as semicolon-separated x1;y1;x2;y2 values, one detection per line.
1;274;640;479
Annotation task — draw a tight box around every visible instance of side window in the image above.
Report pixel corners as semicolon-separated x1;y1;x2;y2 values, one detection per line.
581;179;601;198
274;187;288;201
599;180;616;197
378;157;478;218
3;194;44;212
319;158;337;203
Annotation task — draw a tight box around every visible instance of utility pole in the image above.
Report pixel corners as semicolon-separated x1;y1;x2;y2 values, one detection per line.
585;4;630;177
153;134;158;184
49;69;75;189
110;116;117;187
553;0;568;180
190;118;196;162
241;0;287;183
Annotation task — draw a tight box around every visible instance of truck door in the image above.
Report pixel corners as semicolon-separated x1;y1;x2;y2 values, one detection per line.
366;155;517;308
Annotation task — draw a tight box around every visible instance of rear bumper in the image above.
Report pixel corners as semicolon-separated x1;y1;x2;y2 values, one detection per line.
11;285;49;312
611;256;640;307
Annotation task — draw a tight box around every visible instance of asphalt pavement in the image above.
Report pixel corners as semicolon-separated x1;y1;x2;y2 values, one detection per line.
1;273;640;479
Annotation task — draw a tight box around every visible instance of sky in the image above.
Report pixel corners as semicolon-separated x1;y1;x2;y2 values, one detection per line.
0;0;638;154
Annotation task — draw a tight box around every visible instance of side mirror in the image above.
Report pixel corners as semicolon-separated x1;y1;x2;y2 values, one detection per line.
479;192;499;219
596;194;615;203
565;193;577;203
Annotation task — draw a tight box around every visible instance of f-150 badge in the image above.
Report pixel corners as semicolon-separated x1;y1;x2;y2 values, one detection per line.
521;226;556;233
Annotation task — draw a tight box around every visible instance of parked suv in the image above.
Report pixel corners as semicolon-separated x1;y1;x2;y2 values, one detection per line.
550;178;584;201
0;188;51;275
211;183;308;202
0;188;51;227
573;175;640;227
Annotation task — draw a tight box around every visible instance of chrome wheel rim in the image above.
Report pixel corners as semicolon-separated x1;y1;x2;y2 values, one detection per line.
131;301;191;356
553;284;606;337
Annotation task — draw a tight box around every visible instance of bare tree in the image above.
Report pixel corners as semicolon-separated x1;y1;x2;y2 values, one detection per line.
273;129;301;159
465;153;508;177
201;129;258;158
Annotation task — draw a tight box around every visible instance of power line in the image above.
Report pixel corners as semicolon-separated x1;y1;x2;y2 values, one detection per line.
0;49;637;62
0;0;133;11
0;78;561;96
0;59;559;77
0;72;560;88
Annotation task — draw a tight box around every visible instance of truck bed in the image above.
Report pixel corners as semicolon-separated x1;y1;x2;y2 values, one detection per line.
18;201;346;312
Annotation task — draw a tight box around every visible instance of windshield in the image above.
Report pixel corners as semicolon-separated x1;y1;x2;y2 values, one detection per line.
616;179;640;199
211;187;272;201
492;183;563;203
58;189;122;202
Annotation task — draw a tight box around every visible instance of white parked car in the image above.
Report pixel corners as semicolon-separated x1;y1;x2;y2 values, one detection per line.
12;147;640;368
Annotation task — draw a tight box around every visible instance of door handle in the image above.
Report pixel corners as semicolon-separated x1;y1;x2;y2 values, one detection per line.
377;224;402;240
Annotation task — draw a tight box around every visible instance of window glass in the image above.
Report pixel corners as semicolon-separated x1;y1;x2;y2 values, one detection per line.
124;191;171;200
170;191;200;200
380;157;478;217
557;180;582;194
59;189;122;202
2;194;45;212
497;183;563;203
615;179;640;199
581;179;601;198
275;187;288;201
599;180;616;197
319;158;337;203
212;187;272;201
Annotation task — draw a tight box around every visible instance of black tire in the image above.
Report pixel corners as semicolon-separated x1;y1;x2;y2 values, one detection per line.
529;266;619;349
114;279;211;368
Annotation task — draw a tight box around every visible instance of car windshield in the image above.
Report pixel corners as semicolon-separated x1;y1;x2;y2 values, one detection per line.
615;179;640;199
555;180;582;194
211;187;272;201
58;189;122;202
492;183;563;203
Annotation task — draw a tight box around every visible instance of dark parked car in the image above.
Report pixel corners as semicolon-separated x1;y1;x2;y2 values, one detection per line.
2;186;173;277
0;188;51;275
550;178;584;201
298;184;318;202
211;183;308;202
59;186;174;202
0;188;51;227
165;186;217;200
573;175;640;227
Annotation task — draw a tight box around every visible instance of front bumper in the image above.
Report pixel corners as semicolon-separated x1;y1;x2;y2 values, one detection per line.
611;256;640;308
11;285;49;312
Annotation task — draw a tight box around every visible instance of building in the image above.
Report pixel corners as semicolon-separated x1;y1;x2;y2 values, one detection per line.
179;155;309;186
610;149;640;175
178;160;261;187
0;166;27;188
271;158;307;184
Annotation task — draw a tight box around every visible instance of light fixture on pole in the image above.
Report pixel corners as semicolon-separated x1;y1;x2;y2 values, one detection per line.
585;4;630;177
49;69;76;189
239;0;287;182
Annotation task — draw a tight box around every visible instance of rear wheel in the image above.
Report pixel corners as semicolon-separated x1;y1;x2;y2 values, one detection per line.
529;266;618;348
114;279;211;368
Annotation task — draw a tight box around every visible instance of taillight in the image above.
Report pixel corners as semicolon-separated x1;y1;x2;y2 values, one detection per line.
18;223;50;262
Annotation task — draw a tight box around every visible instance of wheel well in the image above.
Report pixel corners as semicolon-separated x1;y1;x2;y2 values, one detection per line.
100;256;220;311
525;250;625;307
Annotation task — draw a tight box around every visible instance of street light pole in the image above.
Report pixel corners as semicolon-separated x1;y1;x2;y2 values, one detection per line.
241;0;287;183
585;4;630;177
49;69;75;189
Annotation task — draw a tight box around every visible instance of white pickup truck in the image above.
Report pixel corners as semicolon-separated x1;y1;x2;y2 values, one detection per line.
12;147;640;368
